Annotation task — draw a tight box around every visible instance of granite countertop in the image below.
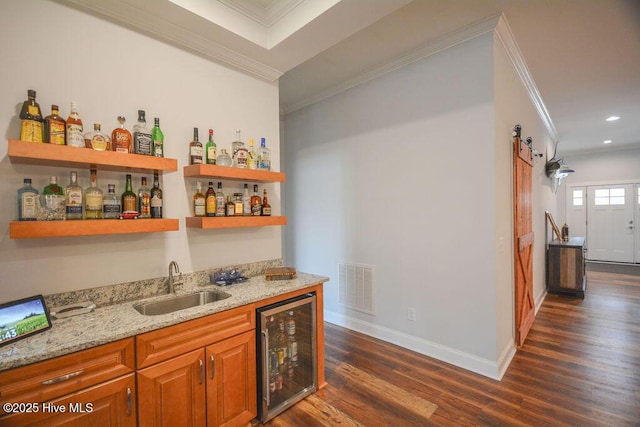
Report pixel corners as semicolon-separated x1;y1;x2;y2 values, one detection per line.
0;271;329;372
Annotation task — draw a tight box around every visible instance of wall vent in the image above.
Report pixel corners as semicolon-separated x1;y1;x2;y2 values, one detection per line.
338;262;375;315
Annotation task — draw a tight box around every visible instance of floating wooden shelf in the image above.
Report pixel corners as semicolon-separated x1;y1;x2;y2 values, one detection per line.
9;219;179;239
186;216;287;229
183;164;285;182
8;139;178;173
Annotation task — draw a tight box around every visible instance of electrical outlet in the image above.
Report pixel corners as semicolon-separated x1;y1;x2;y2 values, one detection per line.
407;307;416;321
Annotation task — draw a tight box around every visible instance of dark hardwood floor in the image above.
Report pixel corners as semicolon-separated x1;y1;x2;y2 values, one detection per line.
265;271;640;426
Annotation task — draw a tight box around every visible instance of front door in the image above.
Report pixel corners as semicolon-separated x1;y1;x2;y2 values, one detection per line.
587;184;634;262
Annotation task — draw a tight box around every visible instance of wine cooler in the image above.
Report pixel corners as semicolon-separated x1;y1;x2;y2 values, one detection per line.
257;293;317;422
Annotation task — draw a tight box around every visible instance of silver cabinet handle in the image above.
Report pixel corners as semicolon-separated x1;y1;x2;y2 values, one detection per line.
262;329;270;407
198;359;204;384
41;370;84;385
210;355;215;380
126;387;132;416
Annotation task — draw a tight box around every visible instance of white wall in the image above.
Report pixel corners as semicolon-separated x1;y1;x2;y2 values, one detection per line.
0;0;282;302
284;33;502;376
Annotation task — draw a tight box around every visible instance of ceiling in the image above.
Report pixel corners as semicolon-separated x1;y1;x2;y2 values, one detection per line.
58;0;640;156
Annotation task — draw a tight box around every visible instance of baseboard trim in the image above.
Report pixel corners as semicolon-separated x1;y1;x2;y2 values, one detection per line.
324;310;504;380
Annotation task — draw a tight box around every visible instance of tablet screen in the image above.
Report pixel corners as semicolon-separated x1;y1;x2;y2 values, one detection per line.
0;295;52;347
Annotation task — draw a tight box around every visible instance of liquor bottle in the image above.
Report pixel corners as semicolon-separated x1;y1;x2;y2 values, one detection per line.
19;90;43;143
232;129;248;168
205;181;216;217
152;118;164;157
44;104;66;145
111;116;133;153
66;101;84;148
121;174;137;213
206;129;217;164
150;173;163;218
65;171;83;220
258;137;271;170
133;110;152;155
286;311;296;336
43;176;64;196
250;184;262;216
288;334;298;367
233;193;243;216
84;169;103;219
189;127;203;164
242;184;251;216
247;138;258;169
215;182;225;217
103;184;121;219
84;123;111;151
193;182;205;217
216;148;232;166
17;178;38;221
261;188;271;216
225;195;235;216
137;176;151;218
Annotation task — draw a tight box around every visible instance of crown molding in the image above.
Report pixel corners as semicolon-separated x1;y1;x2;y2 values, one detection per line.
220;0;304;28
281;14;502;115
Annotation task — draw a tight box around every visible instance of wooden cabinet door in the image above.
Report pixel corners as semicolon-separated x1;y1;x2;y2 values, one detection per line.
137;349;206;427
0;374;136;427
206;331;257;427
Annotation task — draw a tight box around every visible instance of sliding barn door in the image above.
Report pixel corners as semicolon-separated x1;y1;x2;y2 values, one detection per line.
513;136;535;348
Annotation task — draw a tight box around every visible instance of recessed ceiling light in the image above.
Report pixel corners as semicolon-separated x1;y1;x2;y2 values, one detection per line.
603;140;612;144
606;116;620;121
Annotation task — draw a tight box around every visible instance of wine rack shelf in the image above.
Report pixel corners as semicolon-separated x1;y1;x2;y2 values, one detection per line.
8;139;178;173
9;219;179;239
186;216;287;229
183;164;285;182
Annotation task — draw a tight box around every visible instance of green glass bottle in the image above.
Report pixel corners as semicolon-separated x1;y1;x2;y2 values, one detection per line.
206;129;216;164
121;174;137;213
152;117;164;157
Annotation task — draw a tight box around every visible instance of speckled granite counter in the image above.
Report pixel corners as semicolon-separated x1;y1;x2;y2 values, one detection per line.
0;261;328;372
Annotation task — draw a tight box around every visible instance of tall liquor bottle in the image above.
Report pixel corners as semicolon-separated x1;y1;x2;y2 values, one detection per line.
103;184;121;219
150;173;163;218
133;110;152;155
242;184;251;216
84;169;103;219
84;123;111;151
205;181;216;217
258;137;271;170
189;127;203;164
112;116;133;153
122;174;137;213
250;184;262;216
137;176;151;218
17;178;38;221
19;90;43;143
193;182;205;217
215;182;226;217
261;188;271;216
66;101;84;148
65;171;83;220
206;129;217;164
231;129;248;168
247;138;258;169
152;118;164;157
44;104;66;145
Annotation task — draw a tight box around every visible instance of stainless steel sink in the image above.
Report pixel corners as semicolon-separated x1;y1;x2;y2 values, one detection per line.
134;290;231;316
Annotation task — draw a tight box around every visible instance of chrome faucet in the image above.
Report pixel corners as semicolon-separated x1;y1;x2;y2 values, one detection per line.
168;261;183;294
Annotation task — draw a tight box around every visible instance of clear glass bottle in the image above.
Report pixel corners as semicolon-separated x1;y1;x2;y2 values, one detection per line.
258;137;271;170
103;184;121;219
215;182;226;217
19;90;43;143
44;104;66;145
150;173;163;219
216;148;232;167
232;129;248;168
137;176;151;218
242;184;251;216
189;127;203;165
193;182;205;217
152;118;164;157
205;181;216;217
247;138;257;169
261;188;271;216
17;178;38;221
41;176;65;221
250;184;262;216
206;129;217;165
111;116;132;153
121;174;137;213
65;171;83;220
84;169;103;219
133;110;152;155
84;123;111;151
66;101;84;148
225;195;235;216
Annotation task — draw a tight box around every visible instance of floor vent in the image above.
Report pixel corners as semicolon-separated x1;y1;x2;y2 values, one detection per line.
339;262;375;315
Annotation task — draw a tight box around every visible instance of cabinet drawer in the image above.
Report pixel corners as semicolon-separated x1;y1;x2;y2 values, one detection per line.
0;338;134;415
136;304;255;368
